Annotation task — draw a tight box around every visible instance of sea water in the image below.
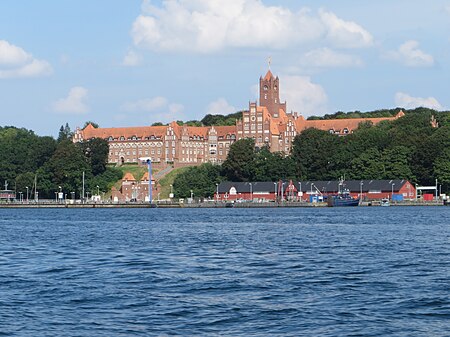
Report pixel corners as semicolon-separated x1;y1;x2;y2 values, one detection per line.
0;207;449;336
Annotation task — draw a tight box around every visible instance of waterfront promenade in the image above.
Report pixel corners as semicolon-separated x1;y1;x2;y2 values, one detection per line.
0;200;445;208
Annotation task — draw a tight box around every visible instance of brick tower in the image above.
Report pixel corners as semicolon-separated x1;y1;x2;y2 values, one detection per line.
259;70;286;118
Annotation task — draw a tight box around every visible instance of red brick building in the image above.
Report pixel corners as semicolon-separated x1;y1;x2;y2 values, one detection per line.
216;180;416;203
73;70;403;165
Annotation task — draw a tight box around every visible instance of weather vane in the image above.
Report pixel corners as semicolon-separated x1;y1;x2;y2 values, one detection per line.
268;56;272;70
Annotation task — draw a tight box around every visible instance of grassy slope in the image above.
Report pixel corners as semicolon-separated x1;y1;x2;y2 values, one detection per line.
157;167;190;200
108;164;189;200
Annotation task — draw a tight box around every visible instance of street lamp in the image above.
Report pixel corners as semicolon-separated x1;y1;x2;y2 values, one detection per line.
298;182;302;202
26;186;29;203
216;183;219;202
281;182;285;202
19;191;23;203
96;185;100;196
360;181;363;201
391;183;395;200
274;182;277;202
190;190;194;202
249;182;252;202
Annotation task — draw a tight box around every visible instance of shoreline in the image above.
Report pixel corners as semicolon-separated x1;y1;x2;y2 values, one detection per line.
0;201;446;209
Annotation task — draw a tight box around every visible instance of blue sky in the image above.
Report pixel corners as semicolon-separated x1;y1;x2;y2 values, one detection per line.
0;0;449;136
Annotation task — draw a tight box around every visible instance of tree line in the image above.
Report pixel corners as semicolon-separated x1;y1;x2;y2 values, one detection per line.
173;108;450;198
0;124;121;199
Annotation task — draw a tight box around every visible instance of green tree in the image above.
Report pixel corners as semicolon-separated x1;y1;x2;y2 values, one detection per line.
221;138;256;181
173;163;222;198
382;146;414;180
350;147;384;179
57;123;72;142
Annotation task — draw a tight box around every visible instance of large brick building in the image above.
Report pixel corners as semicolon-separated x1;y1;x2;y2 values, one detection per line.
73;70;404;166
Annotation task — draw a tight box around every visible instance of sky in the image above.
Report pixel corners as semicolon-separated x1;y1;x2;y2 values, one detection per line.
0;0;449;137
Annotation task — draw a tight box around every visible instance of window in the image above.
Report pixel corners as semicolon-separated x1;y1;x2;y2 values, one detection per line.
263;85;268;91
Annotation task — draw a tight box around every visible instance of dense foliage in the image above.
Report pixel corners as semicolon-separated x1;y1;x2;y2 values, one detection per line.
173;108;450;198
1;108;449;200
0;125;122;199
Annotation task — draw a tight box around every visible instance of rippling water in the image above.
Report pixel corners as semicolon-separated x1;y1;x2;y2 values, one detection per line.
0;207;449;336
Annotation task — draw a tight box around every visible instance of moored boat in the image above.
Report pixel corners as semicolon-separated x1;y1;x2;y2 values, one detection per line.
380;198;390;207
327;191;360;207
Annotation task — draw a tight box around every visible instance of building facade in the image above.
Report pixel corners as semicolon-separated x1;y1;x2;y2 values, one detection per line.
216;179;416;203
73;70;404;165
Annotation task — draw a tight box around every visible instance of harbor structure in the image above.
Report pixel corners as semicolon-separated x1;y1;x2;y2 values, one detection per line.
215;180;416;203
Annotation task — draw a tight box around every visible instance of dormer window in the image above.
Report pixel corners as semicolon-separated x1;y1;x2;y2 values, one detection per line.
108;136;113;141
343;128;349;134
120;136;125;141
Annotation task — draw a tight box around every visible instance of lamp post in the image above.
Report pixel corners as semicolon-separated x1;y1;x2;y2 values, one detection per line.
26;186;29;203
170;184;173;200
391;183;395;200
19;192;23;203
360;181;363;202
190;190;193;203
298;182;302;202
249;182;252;202
281;182;285;202
147;159;152;204
274;182;277;202
216;183;219;202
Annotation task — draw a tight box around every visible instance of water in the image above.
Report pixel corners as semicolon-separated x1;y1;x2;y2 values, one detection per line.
0;207;449;336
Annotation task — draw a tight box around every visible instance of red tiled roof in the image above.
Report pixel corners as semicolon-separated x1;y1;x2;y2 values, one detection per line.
123;172;136;181
214;125;236;137
82;123;167;140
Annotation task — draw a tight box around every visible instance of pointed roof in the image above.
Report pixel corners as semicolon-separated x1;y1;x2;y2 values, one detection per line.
263;70;274;81
123;172;136;181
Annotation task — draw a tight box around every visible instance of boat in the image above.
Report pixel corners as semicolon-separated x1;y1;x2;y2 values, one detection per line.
327;189;360;207
380;198;390;207
327;178;359;207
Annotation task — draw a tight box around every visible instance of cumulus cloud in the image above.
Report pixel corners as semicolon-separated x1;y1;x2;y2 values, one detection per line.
319;9;373;48
121;96;168;112
206;98;236;115
299;48;363;68
131;1;373;53
395;92;443;110
52;87;89;114
0;40;52;79
281;75;328;116
121;96;185;122
385;40;434;67
122;50;143;66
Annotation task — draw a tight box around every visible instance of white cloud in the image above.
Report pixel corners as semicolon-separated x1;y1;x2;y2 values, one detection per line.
121;96;168;112
121;96;185;122
131;1;373;53
52;87;89;114
122;50;143;67
299;48;363;68
395;92;443;110
445;5;450;14
206;98;236;115
281;75;328;116
319;9;373;48
385;40;434;67
0;40;52;79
